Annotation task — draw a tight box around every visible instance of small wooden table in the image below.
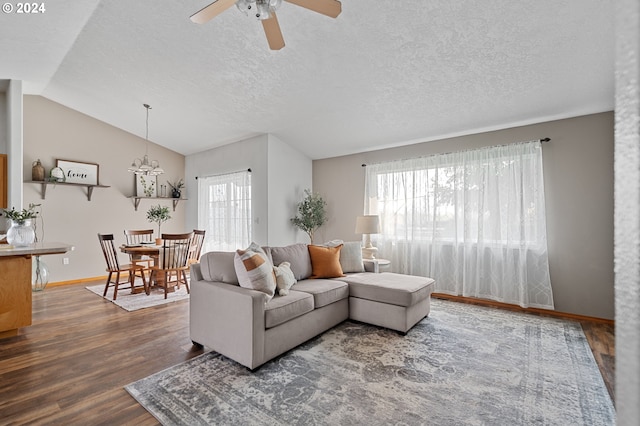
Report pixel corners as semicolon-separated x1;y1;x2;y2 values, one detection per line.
119;244;174;293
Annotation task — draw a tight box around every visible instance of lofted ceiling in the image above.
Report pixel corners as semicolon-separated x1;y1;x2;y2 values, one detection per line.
0;0;614;159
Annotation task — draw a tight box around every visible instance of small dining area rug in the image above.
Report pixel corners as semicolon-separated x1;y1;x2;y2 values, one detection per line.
85;283;189;311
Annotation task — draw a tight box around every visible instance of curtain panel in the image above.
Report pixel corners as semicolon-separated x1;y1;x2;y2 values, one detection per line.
198;170;252;253
365;141;554;309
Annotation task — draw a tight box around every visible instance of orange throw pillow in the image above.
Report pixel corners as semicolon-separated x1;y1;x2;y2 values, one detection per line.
308;244;345;278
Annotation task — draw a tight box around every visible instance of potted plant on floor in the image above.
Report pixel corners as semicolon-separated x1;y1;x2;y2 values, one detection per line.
290;189;327;243
146;205;171;244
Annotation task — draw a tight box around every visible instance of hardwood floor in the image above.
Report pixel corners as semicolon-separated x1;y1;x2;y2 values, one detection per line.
0;283;615;424
0;281;204;424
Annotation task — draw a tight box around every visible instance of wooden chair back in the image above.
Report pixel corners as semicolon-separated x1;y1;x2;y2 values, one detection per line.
157;232;193;270
98;233;121;271
188;229;206;264
124;229;155;245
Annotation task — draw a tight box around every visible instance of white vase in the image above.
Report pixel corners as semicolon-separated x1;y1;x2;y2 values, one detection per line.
7;219;36;247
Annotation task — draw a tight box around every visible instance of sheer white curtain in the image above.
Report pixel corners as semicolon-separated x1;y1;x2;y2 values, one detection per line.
198;170;251;252
365;141;554;309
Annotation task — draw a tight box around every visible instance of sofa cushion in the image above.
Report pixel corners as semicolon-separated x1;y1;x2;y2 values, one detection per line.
292;279;349;308
323;240;365;273
199;251;239;285
234;242;276;301
340;272;435;307
273;261;297;296
265;290;314;329
269;243;313;281
308;244;345;278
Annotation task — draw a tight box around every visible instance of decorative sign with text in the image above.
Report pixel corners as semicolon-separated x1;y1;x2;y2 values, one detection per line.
56;159;99;185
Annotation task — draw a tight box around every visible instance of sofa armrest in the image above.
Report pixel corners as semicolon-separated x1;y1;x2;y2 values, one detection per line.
190;277;267;369
190;263;204;281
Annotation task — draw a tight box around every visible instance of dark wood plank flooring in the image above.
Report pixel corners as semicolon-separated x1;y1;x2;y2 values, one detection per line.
0;282;615;424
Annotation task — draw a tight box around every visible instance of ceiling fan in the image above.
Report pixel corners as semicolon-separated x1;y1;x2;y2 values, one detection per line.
190;0;342;50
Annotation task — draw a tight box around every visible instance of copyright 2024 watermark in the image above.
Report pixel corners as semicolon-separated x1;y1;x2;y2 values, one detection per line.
2;2;46;14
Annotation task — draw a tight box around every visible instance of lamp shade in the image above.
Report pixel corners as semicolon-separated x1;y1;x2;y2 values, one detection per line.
355;215;380;235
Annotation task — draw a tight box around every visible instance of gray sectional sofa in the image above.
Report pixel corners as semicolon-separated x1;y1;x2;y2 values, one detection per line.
189;243;435;370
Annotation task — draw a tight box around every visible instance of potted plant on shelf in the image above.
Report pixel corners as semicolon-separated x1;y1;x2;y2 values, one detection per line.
1;203;40;247
290;189;327;243
167;179;184;199
146;204;171;244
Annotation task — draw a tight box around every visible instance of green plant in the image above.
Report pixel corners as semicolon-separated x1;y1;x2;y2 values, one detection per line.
146;205;171;237
2;203;41;225
290;190;327;243
167;179;185;191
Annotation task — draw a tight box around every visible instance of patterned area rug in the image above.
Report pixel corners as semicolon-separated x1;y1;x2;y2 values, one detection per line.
125;299;615;425
85;283;189;311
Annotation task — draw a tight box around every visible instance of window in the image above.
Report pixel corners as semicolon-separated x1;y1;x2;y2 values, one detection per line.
198;170;251;252
365;141;554;309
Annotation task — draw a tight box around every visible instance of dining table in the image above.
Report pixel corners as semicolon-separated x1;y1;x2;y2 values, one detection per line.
119;243;174;293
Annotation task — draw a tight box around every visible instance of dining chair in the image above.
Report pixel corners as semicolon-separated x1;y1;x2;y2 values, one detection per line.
124;228;155;278
150;232;193;299
188;229;206;266
98;233;148;300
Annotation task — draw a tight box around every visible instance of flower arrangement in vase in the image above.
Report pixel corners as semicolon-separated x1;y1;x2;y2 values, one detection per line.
1;203;40;247
167;179;184;199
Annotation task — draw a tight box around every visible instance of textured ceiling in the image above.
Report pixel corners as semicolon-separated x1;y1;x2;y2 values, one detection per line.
0;0;614;159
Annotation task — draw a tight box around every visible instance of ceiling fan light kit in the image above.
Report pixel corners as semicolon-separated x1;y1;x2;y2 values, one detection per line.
190;0;342;50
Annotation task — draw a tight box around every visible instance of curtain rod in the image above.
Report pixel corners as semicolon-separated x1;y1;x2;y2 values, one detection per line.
195;168;251;179
361;138;551;167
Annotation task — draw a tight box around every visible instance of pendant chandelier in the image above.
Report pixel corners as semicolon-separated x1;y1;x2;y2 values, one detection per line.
128;103;164;176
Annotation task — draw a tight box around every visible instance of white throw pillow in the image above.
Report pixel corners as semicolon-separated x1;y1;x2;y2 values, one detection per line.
234;242;276;301
323;240;364;273
339;241;365;273
273;261;297;296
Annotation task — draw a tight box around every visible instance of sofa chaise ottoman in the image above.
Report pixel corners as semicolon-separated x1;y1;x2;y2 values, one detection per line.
190;242;435;369
340;272;435;334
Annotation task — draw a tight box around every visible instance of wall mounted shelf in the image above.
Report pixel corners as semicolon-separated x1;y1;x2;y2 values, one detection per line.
27;181;110;201
128;196;186;211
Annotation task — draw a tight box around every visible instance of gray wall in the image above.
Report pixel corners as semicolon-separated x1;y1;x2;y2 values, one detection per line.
21;95;186;282
313;112;614;320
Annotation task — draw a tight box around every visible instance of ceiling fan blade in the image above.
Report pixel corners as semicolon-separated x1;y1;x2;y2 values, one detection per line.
262;13;285;50
190;0;237;24
285;0;341;18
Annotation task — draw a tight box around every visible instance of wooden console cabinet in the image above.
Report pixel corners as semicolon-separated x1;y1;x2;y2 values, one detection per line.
0;242;72;339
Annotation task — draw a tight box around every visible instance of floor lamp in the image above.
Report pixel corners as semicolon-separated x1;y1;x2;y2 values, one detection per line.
355;215;380;259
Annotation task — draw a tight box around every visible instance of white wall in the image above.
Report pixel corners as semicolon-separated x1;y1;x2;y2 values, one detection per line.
313;112;614;320
184;133;312;247
185;135;269;245
22;96;186;282
614;0;640;421
267;134;312;246
7;80;23;211
0;90;7;153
